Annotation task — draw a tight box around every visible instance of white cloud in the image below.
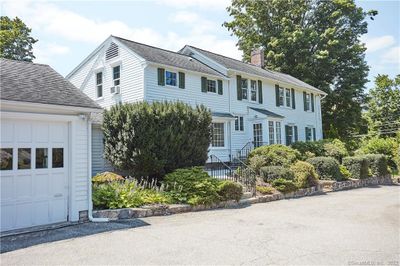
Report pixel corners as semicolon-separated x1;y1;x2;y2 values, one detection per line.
158;0;230;9
362;35;395;53
381;46;400;64
2;0;241;62
34;42;70;64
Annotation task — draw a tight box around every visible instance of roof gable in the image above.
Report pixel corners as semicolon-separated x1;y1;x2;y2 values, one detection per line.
183;45;326;95
0;59;101;109
113;36;225;78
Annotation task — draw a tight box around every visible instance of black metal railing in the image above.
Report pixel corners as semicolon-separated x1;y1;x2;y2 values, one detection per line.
232;157;257;195
206;155;235;181
236;141;270;160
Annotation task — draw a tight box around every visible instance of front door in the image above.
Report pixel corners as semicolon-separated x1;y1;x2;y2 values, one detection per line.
253;123;263;148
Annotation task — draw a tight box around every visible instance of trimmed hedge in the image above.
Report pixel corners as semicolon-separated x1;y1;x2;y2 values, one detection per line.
342;156;369;179
248;144;300;168
271;178;298;193
260;166;294;182
291;140;325;159
103;101;212;178
306;157;344;181
365;154;388;177
217;181;243;202
290;161;319;188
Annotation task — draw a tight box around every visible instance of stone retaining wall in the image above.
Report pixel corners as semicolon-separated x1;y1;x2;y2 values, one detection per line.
93;176;394;220
320;175;393;192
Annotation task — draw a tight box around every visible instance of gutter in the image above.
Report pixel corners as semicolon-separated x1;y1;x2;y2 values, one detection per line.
87;114;109;223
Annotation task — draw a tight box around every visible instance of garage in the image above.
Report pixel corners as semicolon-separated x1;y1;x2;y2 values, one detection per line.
0;59;101;232
1;120;69;231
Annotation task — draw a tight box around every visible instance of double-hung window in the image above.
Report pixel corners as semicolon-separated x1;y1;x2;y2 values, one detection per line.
279;87;284;106
268;121;275;144
113;66;120;86
305;127;313;141
234;116;244;131
250;80;257;102
96;72;103;98
276;122;282;144
285;88;291;107
305;93;311;111
241;78;248;100
211;123;225;147
166;71;177;86
207;80;216;93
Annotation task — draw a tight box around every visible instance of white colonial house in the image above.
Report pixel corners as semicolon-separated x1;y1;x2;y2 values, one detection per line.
67;36;327;175
0;59;102;232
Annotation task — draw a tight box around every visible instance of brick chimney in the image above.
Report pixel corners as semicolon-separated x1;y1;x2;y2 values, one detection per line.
250;47;265;68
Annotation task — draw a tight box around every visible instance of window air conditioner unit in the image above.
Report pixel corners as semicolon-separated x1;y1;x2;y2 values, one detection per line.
110;86;120;94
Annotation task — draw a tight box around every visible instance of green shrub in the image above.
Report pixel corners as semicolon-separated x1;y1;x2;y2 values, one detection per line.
290;161;319;188
291;140;325;160
164;167;220;205
323;139;348;162
342;156;369;179
256;186;274;194
103;101;212;178
248;155;265;173
248;144;300;167
357;137;399;170
306;157;343;181
260;166;294;182
217;181;243;202
92;172;124;184
271;178;298;193
92;180;171;209
364;154;389;177
339;165;351;179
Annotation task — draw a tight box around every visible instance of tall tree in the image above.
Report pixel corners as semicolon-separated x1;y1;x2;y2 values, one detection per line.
365;74;400;137
0;16;37;62
224;0;376;139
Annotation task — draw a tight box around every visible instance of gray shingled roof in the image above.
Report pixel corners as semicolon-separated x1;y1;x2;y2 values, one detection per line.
250;107;284;118
114;36;224;77
183;45;326;94
0;59;101;109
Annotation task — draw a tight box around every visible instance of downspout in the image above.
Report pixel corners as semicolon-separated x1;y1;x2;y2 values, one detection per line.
87;114;109;222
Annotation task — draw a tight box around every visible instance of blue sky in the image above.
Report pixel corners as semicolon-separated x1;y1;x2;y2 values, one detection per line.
1;0;399;89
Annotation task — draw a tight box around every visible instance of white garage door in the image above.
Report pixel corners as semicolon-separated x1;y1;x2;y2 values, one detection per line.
1;119;69;232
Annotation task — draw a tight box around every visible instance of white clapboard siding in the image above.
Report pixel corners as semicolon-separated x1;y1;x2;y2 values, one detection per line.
91;126;113;176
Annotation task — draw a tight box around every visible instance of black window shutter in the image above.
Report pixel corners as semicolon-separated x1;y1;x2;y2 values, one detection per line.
291;88;296;109
275;85;280;106
157;68;165;86
201;77;207;92
218;80;223;95
294;126;298;142
305;127;308;141
258;80;263;104
311;93;315;112
178;72;185;89
285;125;290;145
236;75;242;100
303;92;307;111
313;128;316;141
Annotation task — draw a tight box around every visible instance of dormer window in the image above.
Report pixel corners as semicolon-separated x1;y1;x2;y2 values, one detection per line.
113;65;120;86
166;71;177;86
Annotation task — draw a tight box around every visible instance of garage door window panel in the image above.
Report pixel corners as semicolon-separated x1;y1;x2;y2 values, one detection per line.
52;148;64;168
35;148;48;169
0;148;13;170
18;148;31;169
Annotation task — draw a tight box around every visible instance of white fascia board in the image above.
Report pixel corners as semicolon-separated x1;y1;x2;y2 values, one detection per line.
147;62;228;81
66;36;112;79
0;100;102;114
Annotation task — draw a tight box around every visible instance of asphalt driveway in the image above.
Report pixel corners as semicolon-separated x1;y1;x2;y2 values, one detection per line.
1;186;399;265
